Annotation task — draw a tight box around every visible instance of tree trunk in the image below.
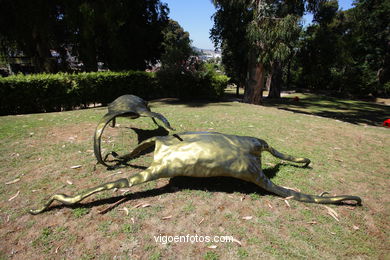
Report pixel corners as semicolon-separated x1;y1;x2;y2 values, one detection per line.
32;27;57;73
244;52;265;104
267;61;282;99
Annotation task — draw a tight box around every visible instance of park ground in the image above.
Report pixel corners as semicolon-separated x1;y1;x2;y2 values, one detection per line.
0;89;389;259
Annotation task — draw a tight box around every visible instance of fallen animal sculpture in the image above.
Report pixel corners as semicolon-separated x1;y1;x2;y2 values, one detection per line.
30;132;361;214
94;94;174;167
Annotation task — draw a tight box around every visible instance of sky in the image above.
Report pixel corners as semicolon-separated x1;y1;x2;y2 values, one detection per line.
161;0;355;50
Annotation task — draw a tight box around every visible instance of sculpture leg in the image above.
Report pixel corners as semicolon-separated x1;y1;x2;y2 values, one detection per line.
111;117;116;127
117;138;157;162
251;171;361;205
30;168;162;214
265;146;311;167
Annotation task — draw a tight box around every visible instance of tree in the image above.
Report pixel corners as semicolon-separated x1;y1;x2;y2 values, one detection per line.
0;0;169;73
295;0;389;96
348;0;390;95
210;1;251;97
63;0;169;71
0;0;63;73
211;0;318;104
160;19;193;71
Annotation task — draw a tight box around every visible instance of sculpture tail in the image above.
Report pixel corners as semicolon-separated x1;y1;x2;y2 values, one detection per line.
93;113;117;167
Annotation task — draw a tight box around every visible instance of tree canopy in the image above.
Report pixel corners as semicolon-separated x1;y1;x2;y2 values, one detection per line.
0;0;169;72
211;0;389;101
295;0;389;96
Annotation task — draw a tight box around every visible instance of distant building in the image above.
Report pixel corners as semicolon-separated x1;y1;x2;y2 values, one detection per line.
196;48;222;62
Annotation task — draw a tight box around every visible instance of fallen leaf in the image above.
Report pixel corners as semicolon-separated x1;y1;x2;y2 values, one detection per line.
5;178;20;185
98;197;127;214
162;215;172;220
242;216;253;220
208;245;217;249
232;238;242;246
119;207;130;215
324;206;339;222
132;203;143;209
70;165;82;169
8;191;20;201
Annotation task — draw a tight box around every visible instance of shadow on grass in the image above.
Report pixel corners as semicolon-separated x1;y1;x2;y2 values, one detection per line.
263;94;390;126
46;163;313;213
150;97;234;108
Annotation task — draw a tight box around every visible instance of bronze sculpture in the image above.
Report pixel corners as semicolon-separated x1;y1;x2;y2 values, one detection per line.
30;132;361;214
94;94;174;167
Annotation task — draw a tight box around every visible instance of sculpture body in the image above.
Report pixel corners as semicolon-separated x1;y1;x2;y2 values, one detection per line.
30;132;361;214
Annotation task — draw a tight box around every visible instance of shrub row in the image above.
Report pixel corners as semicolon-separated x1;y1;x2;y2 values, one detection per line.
0;71;229;115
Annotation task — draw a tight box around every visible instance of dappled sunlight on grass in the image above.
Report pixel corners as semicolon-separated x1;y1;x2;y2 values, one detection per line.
264;93;390;126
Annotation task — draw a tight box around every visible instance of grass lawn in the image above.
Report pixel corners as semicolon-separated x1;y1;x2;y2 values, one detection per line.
0;91;389;259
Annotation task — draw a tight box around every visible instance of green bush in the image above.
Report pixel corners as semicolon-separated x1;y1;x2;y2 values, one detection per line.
0;70;229;115
156;62;229;100
0;71;156;115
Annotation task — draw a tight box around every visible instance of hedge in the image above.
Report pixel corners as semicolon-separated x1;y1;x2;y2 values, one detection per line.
0;71;229;115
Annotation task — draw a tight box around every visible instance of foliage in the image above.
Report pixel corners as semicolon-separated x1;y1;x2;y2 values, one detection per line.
0;70;228;115
211;0;313;103
293;0;389;97
157;18;229;100
156;63;229;100
210;1;251;89
0;0;169;72
160;19;194;71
